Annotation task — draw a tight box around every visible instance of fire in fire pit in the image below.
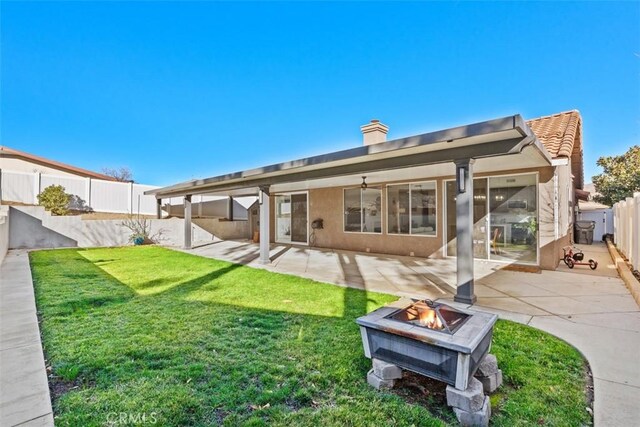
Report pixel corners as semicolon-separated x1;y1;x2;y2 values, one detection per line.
386;299;470;334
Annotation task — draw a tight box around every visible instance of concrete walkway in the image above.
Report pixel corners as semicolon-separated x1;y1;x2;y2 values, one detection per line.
184;240;640;426
0;250;54;427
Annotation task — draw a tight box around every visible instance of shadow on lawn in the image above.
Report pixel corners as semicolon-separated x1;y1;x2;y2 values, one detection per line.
32;250;136;316
54;295;132;316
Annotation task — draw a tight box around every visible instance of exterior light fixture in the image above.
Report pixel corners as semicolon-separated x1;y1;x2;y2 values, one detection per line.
361;176;368;190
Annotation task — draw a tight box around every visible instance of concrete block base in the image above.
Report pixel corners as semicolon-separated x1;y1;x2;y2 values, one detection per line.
453;396;491;427
474;353;502;394
446;377;485;413
367;369;395;390
475;354;499;377
372;358;403;380
477;369;503;394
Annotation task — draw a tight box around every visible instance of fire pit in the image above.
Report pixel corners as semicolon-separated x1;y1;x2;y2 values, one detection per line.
356;299;497;390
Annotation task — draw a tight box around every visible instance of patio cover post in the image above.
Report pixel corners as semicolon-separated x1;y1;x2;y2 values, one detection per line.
228;196;234;221
259;186;270;264
184;195;192;250
454;159;477;305
156;198;162;219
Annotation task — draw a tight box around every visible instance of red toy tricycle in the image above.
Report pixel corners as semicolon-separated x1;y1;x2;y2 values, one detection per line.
562;246;598;270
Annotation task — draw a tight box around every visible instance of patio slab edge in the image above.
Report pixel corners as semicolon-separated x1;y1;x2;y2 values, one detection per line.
0;250;54;427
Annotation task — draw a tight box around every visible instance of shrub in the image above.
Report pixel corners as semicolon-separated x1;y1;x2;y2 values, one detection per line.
37;185;71;215
121;216;160;245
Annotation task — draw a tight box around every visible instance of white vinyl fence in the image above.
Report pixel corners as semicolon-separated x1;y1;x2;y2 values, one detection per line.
613;192;640;271
0;170;160;215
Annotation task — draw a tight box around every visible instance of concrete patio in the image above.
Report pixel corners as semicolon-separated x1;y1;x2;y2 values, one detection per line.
0;250;54;427
184;240;640;426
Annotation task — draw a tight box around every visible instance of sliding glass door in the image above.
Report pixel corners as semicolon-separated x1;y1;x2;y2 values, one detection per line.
275;193;308;244
488;174;537;263
445;173;538;264
445;178;489;259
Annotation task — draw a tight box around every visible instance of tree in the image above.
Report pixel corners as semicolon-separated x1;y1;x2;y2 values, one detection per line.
592;145;640;206
37;185;71;215
102;166;133;182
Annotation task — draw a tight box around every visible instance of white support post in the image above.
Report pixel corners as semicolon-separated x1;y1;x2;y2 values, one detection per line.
128;181;134;214
197;195;203;218
259;186;270;264
184;195;192;249
623;199;630;257
33;172;41;204
85;177;92;207
454;159;477;305
629;195;638;269
614;203;618;246
633;193;640;271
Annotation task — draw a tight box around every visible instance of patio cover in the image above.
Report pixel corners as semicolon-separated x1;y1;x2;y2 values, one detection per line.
146;114;553;305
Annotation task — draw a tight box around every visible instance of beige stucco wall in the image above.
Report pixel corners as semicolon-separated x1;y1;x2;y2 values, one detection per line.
268;165;567;270
0;157;81;178
536;166;559;270
193;218;250;240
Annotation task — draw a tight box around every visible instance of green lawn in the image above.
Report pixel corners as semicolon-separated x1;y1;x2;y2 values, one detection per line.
31;246;591;426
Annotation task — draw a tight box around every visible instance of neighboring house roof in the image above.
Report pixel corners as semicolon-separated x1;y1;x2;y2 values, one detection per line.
579;199;610;211
583;183;598;200
579;183;610;208
575;188;590;201
0;145;118;181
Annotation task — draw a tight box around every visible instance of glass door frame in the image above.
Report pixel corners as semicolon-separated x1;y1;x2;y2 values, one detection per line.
443;178;490;260
442;171;540;266
274;191;310;246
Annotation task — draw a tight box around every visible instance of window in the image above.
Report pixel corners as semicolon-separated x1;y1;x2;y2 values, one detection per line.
387;182;437;236
387;184;410;234
445;173;538;264
344;187;382;233
344;188;361;232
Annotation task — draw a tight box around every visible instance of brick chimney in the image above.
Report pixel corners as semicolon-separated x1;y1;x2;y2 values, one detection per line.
360;119;388;146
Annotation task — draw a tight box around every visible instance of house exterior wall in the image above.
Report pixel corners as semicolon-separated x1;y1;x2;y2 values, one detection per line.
536;162;575;270
537;166;559;270
270;165;567;270
0;157;81;178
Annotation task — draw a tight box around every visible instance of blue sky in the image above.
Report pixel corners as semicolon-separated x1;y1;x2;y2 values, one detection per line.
2;1;639;186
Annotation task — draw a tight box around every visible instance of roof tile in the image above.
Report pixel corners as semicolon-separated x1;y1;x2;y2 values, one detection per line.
526;110;584;189
526;110;582;158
